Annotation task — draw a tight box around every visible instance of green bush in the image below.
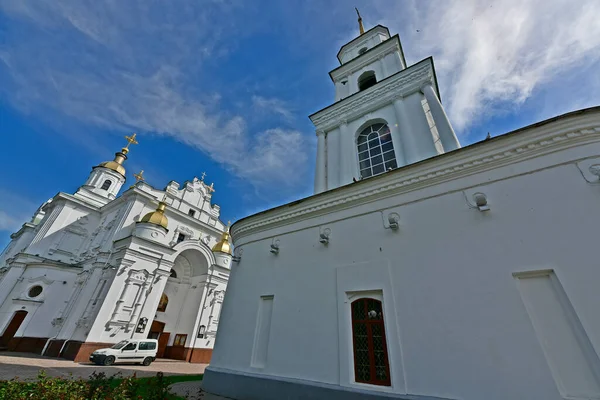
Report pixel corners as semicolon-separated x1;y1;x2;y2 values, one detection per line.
0;370;178;400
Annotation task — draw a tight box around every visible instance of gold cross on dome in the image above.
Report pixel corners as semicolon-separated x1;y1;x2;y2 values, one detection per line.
124;133;139;150
207;183;215;193
133;170;145;182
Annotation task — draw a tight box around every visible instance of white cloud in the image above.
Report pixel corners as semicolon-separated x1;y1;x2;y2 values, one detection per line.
252;96;295;122
373;0;600;132
0;190;37;233
0;0;311;191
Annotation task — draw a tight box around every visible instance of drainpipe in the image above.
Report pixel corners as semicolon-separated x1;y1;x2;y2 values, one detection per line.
187;265;214;362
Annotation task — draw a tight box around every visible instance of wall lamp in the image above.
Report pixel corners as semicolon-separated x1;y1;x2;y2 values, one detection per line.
472;192;490;211
232;248;243;263
381;211;400;231
319;228;331;245
270;239;280;255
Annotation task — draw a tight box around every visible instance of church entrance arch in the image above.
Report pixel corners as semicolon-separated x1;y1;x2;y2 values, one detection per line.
152;248;211;360
0;311;28;348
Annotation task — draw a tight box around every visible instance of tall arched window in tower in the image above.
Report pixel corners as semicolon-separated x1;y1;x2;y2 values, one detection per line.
351;298;391;386
358;71;377;91
157;293;168;312
357;123;397;178
101;179;112;190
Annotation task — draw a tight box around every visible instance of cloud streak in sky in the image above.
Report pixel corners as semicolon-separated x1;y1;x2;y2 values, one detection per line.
376;0;600;132
0;0;309;191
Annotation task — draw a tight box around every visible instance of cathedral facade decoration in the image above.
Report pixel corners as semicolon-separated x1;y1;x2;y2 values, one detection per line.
0;136;232;363
203;15;600;400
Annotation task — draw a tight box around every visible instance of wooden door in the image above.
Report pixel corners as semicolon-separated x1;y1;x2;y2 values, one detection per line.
157;332;170;358
0;311;28;347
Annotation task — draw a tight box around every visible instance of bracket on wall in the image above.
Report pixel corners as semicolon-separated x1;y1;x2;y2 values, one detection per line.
270;239;280;255
576;158;600;183
381;211;400;231
463;190;490;212
232;248;243;263
319;227;331;245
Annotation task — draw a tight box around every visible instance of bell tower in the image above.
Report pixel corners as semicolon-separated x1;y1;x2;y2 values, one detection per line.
74;133;138;207
309;11;460;194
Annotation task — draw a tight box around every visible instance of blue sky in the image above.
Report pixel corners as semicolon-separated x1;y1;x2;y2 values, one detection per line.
1;0;600;250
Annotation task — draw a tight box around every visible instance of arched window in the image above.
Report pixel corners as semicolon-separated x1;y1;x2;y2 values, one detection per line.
357;123;397;178
197;325;206;339
101;180;112;190
157;293;168;312
358;71;377;91
359;47;368;55
351;298;391;386
169;269;177;278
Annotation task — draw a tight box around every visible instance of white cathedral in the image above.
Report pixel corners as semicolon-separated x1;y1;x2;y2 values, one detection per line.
203;16;600;400
0;134;232;363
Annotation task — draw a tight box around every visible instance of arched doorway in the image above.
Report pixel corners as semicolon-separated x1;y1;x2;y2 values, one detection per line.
152;248;210;360
0;311;28;348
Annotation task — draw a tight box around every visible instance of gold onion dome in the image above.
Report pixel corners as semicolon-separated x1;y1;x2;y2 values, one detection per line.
96;133;139;177
140;201;169;230
212;223;232;255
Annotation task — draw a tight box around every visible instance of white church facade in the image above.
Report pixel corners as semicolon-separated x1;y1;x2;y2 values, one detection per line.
0;135;232;363
203;18;600;400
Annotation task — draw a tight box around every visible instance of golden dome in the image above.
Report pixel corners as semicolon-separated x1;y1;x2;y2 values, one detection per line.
95;133;139;178
212;224;232;255
98;157;126;176
140;201;169;229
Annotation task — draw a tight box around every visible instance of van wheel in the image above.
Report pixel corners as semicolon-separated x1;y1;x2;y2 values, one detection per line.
142;357;152;366
103;356;115;366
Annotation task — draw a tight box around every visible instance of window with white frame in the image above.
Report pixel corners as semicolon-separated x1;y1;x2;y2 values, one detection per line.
357;123;397;179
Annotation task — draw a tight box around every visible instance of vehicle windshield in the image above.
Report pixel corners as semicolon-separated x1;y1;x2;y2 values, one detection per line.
111;340;129;349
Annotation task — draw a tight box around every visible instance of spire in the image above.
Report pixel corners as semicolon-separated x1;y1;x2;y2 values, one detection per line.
122;133;139;155
96;133;140;177
355;8;365;35
134;170;145;183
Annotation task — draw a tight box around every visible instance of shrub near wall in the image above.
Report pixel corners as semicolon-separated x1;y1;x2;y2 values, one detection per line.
0;371;177;400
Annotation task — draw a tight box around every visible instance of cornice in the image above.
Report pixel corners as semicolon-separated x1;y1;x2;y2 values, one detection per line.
337;25;390;61
233;109;600;242
310;58;434;132
330;36;401;82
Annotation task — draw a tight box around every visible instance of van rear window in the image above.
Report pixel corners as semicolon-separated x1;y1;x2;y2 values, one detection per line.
139;341;157;350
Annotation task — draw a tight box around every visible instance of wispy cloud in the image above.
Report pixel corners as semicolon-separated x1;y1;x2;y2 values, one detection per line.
0;190;38;233
0;0;310;191
373;0;600;132
251;95;295;123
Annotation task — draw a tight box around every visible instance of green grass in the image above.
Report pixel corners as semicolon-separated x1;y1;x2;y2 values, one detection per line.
110;374;204;399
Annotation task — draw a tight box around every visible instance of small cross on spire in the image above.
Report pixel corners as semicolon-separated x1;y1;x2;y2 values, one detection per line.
201;172;206;181
124;133;139;150
134;170;145;182
207;183;215;193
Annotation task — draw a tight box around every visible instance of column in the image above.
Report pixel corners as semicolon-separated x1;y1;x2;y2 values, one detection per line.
0;265;25;307
326;128;341;190
314;131;327;194
379;55;388;80
339;122;354;187
421;84;461;151
393;97;421;165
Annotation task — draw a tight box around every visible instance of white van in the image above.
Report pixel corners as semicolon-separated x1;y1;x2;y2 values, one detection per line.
89;339;158;366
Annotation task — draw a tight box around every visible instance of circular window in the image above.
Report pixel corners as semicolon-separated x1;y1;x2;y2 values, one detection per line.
28;285;43;298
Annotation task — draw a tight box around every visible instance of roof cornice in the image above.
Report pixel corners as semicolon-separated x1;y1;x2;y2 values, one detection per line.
310;58;435;132
234;107;600;242
329;35;402;82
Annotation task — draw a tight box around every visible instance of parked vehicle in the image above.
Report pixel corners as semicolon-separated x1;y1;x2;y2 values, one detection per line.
89;339;158;366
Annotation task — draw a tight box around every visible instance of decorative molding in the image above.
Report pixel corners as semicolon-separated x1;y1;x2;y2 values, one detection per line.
232;121;600;242
311;59;433;132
